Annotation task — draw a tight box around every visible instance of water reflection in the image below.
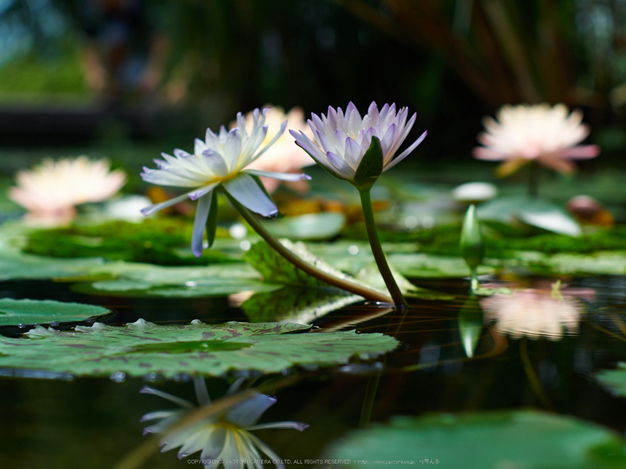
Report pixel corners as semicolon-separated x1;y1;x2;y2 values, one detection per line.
481;282;584;340
140;377;308;468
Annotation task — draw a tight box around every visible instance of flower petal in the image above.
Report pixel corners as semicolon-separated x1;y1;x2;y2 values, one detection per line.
225;393;276;427
139;385;195;408
223;174;278;217
191;191;215;258
140;192;191;216
385;130;427;171
244;169;311;182
247;421;309;431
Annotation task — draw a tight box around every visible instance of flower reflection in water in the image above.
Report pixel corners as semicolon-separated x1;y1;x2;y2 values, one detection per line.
481;282;583;340
140;377;308;469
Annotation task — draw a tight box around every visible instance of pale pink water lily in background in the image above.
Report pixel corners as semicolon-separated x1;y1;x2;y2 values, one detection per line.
8;156;126;223
141;378;308;469
236;105;315;193
481;283;583;340
473;103;600;177
290;101;427;184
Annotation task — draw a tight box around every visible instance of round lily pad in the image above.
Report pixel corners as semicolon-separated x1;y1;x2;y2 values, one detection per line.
0;319;399;379
326;411;626;468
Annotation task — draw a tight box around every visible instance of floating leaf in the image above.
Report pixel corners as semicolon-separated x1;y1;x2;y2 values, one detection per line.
22;218;234;266
0;320;399;378
0;298;111;327
596;364;626;397
388;253;494;278
477;196;582;236
326;411;626;468
0;246;104;281
75;261;276;297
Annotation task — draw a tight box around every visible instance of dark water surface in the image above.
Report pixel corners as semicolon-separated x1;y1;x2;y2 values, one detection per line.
1;276;626;468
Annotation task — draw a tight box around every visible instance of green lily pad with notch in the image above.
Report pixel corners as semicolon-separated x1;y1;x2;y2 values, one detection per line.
326;411;626;468
0;319;399;379
0;298;111;327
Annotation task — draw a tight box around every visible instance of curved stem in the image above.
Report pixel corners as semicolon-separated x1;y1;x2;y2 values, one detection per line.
359;189;408;307
227;194;393;303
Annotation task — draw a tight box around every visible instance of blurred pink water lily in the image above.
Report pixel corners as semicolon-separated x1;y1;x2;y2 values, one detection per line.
140;108;311;257
473;103;600;177
8;156;126;223
481;284;582;340
290;101;426;185
141;378;308;469
237;105;315;193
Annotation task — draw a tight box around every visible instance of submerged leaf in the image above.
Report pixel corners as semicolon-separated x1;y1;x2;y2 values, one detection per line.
0;320;399;378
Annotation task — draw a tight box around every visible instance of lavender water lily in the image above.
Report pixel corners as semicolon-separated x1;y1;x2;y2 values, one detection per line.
291;102;427;307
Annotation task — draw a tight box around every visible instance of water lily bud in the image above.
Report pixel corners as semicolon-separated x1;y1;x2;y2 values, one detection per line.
460;204;484;269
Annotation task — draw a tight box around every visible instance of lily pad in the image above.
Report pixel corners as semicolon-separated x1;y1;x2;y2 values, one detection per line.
0;319;399;379
477;196;582;236
326;411;626;468
74;261;276;297
0;298;111;327
596;364;626;397
388;252;494;278
22;218;235;266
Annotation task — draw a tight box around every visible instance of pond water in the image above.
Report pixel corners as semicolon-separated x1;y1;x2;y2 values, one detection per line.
2;273;626;468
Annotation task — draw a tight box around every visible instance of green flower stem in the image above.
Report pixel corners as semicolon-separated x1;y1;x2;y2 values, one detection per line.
359;189;408;307
227;194;393;304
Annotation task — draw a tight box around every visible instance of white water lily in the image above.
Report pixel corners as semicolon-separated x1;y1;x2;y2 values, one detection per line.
237;105;315;193
473;103;600;177
290;101;426;185
9;156;126;222
140;108;311;257
140;378;308;469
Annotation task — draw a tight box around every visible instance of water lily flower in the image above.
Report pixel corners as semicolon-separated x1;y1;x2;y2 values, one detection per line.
290;101;426;188
140;378;308;469
8;156;126;223
481;284;582;340
236;105;315;193
473;103;600;177
140;108;311;257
